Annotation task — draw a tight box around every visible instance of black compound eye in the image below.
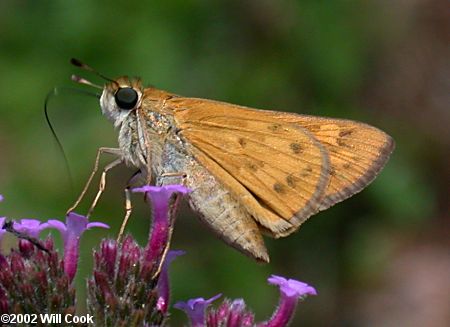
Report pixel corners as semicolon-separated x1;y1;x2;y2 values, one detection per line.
114;87;138;110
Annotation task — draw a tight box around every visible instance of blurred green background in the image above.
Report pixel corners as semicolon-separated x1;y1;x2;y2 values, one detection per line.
0;1;448;326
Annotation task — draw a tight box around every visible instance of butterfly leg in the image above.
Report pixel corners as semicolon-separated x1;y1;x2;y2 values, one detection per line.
86;157;123;218
117;170;143;243
67;147;123;214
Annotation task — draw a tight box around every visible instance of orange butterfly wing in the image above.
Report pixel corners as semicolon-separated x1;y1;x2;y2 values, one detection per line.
275;114;395;210
170;98;330;236
168;97;393;237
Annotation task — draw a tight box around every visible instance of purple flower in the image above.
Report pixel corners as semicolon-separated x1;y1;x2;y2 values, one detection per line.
267;275;317;298
174;294;222;327
157;250;185;313
48;212;109;281
132;185;191;211
132;185;190;269
0;195;6;243
12;219;50;238
0;217;6;243
258;275;317;327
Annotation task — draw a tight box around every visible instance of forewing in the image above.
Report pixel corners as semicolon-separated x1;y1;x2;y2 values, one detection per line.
170;98;330;236
275;114;395;210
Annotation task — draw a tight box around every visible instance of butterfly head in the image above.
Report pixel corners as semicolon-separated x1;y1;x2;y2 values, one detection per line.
100;77;143;126
70;58;143;127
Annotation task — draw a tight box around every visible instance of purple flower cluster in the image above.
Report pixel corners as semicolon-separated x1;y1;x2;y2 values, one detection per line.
174;275;316;327
0;188;317;326
0;209;108;283
85;185;189;325
0;237;76;315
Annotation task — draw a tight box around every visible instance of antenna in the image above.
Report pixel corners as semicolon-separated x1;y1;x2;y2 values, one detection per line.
71;74;102;89
70;58;118;85
43;87;100;193
44;88;74;191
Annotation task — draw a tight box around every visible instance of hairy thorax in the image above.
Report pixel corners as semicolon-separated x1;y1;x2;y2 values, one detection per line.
118;108;182;177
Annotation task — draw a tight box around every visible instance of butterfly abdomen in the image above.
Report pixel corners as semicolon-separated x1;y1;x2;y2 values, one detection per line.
158;141;270;262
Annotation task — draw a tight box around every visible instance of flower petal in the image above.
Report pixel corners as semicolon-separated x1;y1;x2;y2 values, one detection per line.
87;222;110;230
268;274;317;298
175;294;221;327
47;219;67;234
12;219;50;238
65;212;89;235
133;184;190;195
0;217;6;241
132;185;191;205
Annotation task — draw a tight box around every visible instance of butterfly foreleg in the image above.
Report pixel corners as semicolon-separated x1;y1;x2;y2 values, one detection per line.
117;170;143;243
86;157;123;218
67;147;123;215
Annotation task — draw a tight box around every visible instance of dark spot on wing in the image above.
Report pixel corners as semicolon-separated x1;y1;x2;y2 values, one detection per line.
268;123;282;132
290;143;303;154
238;138;247;147
339;130;353;137
286;175;297;187
247;163;258;171
300;165;313;177
337;138;350;147
273;182;285;193
307;125;321;132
